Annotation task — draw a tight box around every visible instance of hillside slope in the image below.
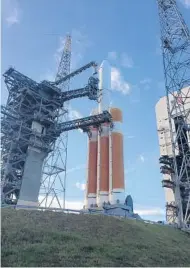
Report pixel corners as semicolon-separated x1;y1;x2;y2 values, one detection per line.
1;208;190;267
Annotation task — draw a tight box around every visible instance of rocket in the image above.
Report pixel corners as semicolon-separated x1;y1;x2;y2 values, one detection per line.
97;60;111;206
86;60;125;208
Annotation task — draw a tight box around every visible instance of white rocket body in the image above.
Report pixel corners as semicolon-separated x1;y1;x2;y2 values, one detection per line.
98;60;111;113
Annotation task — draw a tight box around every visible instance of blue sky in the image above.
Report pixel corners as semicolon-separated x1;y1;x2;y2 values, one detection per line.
1;0;190;221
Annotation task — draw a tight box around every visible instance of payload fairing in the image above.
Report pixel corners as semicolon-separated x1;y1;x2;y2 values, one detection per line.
86;60;125;208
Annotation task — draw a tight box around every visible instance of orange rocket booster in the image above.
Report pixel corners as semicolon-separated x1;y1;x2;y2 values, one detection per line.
109;107;125;204
86;126;98;208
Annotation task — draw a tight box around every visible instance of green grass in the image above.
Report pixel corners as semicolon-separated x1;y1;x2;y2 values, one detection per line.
1;208;190;267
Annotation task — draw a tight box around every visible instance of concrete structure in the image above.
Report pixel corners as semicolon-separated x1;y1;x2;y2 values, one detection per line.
155;86;190;223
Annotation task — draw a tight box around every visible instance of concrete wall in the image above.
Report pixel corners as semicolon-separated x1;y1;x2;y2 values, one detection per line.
17;148;47;207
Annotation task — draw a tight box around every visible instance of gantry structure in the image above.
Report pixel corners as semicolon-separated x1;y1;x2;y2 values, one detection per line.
40;35;72;208
157;0;190;228
1;60;112;207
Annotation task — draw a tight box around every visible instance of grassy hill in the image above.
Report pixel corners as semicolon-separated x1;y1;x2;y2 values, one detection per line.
1;208;190;267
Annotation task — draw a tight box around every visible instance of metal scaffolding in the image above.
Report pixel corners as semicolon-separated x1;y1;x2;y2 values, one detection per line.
1;60;110;207
157;0;190;228
40;35;72;209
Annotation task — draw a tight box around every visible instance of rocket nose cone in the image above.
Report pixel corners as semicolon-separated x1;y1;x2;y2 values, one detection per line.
100;60;111;69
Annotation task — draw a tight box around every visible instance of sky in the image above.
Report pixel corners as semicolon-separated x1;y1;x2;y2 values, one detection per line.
1;0;190;221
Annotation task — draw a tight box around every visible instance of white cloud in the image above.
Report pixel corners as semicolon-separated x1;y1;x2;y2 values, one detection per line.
139;154;145;163
126;135;135;139
140;78;152;90
54;28;91;76
140;78;152;85
108;51;117;61
124;167;136;174
71;29;92;70
2;0;21;26
180;0;190;8
108;51;134;68
135;208;165;216
75;182;86;191
54;36;67;68
39;195;84;210
121;53;134;68
67;106;83;133
40;70;55;82
65;200;84;210
67;164;85;174
68;106;83;120
111;67;131;95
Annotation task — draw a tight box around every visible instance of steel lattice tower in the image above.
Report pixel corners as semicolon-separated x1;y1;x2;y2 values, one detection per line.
1;33;107;208
40;35;71;208
157;0;190;228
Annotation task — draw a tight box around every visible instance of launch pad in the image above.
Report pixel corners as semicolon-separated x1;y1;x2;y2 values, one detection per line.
82;195;141;220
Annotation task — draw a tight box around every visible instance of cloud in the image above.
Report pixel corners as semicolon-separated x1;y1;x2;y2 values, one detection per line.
2;0;21;26
65;200;84;210
126;135;135;139
40;70;55;82
68;106;83;120
108;51;117;61
71;28;92;70
111;67;131;95
140;78;152;85
67;165;85;174
67;106;83;133
75;182;86;191
140;78;152;90
39;195;84;210
54;36;67;69
134;207;165;216
108;51;134;69
139;154;145;163
124;167;136;174
121;53;134;68
180;0;190;8
43;29;91;83
54;28;91;77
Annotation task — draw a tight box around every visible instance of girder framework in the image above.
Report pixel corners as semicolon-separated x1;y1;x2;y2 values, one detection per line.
40;35;71;209
157;0;190;228
40;35;100;209
1;57;104;206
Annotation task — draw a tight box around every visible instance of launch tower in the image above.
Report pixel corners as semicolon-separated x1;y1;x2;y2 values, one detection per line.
1;61;112;207
157;0;190;228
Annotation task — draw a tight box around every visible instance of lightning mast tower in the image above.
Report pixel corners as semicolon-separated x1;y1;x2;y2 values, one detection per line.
40;35;71;208
157;0;190;228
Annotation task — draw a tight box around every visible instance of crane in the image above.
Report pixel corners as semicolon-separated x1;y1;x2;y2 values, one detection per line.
157;0;190;229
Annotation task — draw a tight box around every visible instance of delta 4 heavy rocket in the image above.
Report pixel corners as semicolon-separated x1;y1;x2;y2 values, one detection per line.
86;60;125;208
